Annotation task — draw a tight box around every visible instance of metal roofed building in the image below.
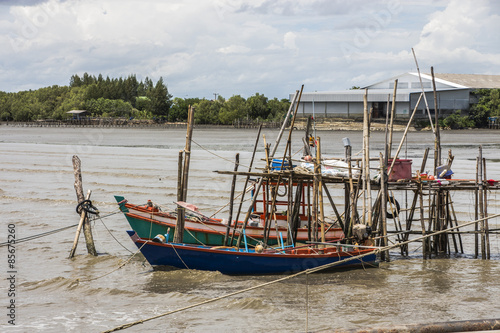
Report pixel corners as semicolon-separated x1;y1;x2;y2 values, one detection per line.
294;73;500;119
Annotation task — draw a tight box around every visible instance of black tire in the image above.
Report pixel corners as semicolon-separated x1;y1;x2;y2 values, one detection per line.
386;196;400;219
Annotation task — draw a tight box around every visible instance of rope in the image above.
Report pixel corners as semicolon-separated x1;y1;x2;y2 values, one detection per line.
0;223;78;247
192;139;252;169
170;244;190;269
96;215;134;254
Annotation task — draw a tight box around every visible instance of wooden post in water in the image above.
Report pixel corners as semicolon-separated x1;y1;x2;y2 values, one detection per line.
478;146;486;259
316;138;325;243
474;155;479;258
71;155;97;256
224;154;239;246
379;153;389;261
69;189;92;258
174;105;195;243
175;150;185;243
483;157;490;259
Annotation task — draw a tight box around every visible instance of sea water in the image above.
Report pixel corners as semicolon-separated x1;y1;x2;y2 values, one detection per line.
1;125;500;332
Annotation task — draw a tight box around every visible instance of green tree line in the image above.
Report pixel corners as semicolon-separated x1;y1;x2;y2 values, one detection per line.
0;73;291;124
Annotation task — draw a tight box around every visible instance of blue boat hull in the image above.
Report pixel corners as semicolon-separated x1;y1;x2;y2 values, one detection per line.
127;231;377;275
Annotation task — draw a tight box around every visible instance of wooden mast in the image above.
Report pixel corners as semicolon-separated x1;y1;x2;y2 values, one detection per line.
174;105;195;243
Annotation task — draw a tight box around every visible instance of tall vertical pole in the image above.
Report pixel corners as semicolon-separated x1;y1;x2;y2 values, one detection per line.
224;153;239;246
174;105;195;243
431;67;441;175
72;155;97;256
317;138;325;243
379;153;388;261
175;150;184;243
388;80;398;159
411;48;435;135
478;146;485;259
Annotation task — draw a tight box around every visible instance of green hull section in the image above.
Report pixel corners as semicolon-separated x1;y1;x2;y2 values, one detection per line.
115;195;269;247
124;213;228;246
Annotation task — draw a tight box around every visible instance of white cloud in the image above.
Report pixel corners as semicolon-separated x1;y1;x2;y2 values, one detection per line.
0;0;499;98
283;31;297;50
217;45;251;54
414;0;500;70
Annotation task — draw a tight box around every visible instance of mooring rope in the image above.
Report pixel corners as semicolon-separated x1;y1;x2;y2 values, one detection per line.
95;215;135;254
191;139;252;169
0;223;79;247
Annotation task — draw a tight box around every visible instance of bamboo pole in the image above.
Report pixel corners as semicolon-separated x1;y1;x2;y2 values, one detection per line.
224;154;239;246
445;191;459;253
388;93;423;176
72;155;97;256
478;146;486;259
431;67;441;175
235;86;303;248
181;105;195;202
321;183;344;231
69;190;92;258
379;153;389;261
270;89;304;158
286;134;294;245
366;108;372;227
174;105;195;243
317;138;325;243
174;150;185;243
411;48;435;135
447;191;464;253
474;155;479;258
362;89;368;224
236;84;303;248
230;126;262;244
388;79;398;158
270;89;299;158
483;157;490;259
312;152;319;242
402;148;429;255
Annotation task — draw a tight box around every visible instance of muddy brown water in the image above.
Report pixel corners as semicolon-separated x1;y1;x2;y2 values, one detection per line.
1;126;499;332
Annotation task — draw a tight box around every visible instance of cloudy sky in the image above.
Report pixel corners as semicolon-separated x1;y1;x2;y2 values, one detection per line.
1;0;499;99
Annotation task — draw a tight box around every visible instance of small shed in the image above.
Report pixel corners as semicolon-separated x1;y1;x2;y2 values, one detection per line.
67;110;88;120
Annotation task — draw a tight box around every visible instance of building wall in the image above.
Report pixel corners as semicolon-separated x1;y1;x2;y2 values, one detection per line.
293;73;480;120
410;89;471;116
298;101;411;118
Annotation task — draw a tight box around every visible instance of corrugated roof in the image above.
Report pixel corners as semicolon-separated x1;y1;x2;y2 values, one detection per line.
424;73;500;89
299;90;411;102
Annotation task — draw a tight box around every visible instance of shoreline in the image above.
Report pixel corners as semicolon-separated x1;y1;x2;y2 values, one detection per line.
0;119;416;131
4;119;496;131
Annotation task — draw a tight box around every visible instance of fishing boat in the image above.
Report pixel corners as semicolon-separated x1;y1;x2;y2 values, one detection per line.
126;230;377;274
115;188;345;247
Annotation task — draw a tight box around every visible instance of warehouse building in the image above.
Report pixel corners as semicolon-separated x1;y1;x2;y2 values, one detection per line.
294;73;500;119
